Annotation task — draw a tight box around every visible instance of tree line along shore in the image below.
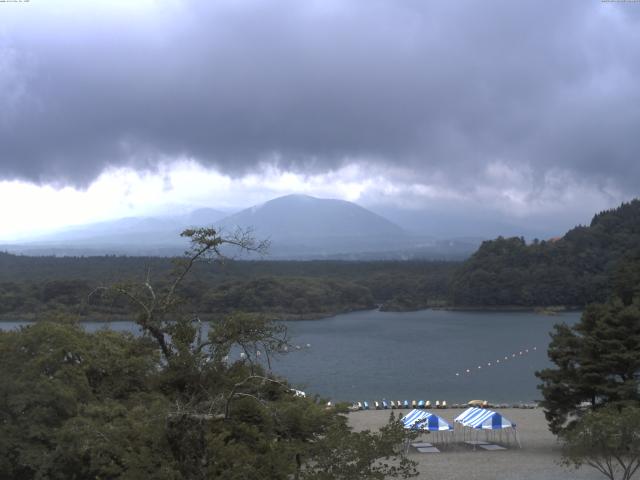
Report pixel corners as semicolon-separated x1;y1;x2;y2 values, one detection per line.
1;199;640;321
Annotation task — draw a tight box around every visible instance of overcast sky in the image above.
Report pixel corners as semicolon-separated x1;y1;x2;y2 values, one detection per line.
1;0;639;240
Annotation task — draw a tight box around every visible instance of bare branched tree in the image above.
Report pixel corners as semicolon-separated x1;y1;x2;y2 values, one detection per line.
91;227;269;360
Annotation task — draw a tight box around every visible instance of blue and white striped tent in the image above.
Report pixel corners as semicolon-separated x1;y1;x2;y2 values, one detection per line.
402;409;453;449
454;407;520;447
455;407;516;430
402;409;453;431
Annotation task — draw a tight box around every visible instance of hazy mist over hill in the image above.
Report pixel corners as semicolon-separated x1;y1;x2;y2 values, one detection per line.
2;195;481;259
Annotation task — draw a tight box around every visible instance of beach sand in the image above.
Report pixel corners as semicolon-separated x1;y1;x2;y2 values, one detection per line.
348;408;602;480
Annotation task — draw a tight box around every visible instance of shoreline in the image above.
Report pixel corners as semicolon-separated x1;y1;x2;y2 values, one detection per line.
0;304;582;323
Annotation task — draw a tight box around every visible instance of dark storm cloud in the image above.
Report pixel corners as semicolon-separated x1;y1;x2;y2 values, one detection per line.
1;0;639;194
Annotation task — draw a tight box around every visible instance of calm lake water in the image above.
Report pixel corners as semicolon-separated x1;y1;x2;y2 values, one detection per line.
1;309;580;404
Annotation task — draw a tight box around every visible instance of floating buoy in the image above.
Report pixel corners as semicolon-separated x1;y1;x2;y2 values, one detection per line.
455;346;538;377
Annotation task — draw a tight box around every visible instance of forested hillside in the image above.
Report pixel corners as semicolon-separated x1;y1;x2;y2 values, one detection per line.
449;200;640;306
0;255;455;319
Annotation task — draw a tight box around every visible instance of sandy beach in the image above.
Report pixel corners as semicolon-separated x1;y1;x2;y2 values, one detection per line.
348;408;602;480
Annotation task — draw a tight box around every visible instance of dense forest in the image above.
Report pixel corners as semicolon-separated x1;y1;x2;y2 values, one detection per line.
2;199;639;319
0;255;454;320
0;229;418;479
450;199;640;306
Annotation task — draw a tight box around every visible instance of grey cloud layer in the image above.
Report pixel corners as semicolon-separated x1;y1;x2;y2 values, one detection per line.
1;0;639;195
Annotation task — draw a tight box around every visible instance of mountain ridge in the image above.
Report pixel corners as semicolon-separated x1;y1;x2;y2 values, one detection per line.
217;194;405;239
1;194;479;259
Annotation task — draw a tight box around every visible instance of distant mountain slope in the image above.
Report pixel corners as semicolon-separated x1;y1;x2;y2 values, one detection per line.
215;194;414;257
449;199;640;306
218;194;404;239
5;208;226;255
369;205;561;239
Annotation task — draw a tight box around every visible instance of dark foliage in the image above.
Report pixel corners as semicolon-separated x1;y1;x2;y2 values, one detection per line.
0;255;455;319
450;200;640;306
536;257;640;435
0;321;417;480
0;228;418;479
560;405;640;480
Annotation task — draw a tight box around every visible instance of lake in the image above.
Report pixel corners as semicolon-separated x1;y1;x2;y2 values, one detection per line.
1;309;580;404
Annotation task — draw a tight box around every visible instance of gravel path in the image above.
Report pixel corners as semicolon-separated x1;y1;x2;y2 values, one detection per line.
348;408;603;480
